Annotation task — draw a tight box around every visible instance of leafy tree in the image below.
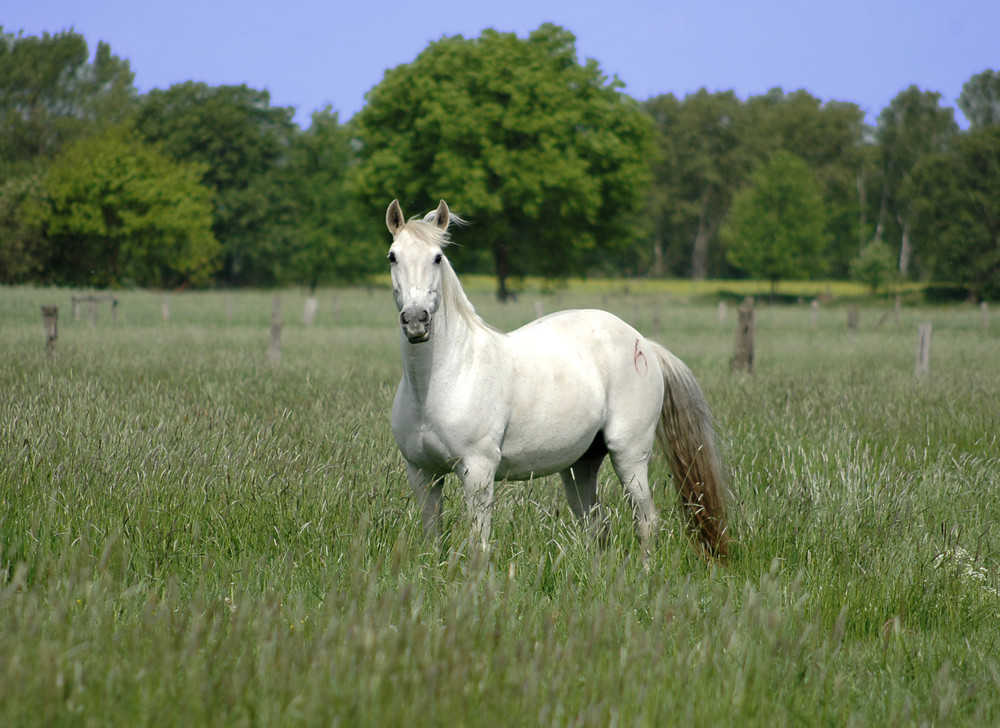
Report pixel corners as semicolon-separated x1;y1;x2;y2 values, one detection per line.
874;86;959;275
908;126;1000;300
276;108;377;290
134;82;297;285
37;124;220;288
0;28;136;182
850;239;898;294
958;69;1000;129
353;24;652;299
722;151;830;295
744;89;872;276
644;90;749;279
0;174;47;283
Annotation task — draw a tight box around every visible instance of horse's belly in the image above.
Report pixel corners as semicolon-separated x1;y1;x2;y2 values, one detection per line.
494;403;603;480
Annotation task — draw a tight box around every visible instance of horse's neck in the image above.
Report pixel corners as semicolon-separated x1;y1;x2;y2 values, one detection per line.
399;302;488;404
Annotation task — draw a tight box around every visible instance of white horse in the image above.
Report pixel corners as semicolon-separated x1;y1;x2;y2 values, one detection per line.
386;199;729;561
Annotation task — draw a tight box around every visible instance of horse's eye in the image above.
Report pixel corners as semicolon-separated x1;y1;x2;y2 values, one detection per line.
387;251;397;264
433;253;442;265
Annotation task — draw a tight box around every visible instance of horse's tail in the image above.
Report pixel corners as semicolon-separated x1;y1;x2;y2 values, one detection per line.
650;342;730;561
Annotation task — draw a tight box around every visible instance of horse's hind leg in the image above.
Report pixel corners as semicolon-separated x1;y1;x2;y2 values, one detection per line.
607;453;659;566
559;438;610;544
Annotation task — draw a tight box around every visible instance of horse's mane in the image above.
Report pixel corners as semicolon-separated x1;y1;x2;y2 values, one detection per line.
397;212;501;336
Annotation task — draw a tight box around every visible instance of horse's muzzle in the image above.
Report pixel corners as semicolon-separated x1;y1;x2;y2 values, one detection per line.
400;306;431;343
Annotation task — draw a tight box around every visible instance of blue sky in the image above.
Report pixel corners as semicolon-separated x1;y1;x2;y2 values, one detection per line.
5;0;997;128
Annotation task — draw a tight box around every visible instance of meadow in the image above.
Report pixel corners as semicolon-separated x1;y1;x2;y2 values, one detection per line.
1;280;998;726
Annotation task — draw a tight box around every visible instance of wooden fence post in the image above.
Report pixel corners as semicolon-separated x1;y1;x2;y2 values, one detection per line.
915;323;932;378
72;296;82;321
730;298;755;374
847;305;859;334
161;296;170;322
810;299;819;328
718;300;727;325
269;296;282;363
982;301;989;330
41;305;58;353
303;296;318;327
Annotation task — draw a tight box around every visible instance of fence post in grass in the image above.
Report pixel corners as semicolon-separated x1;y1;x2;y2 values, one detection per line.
110;297;118;324
161;295;170;322
72;296;82;321
810;299;819;328
914;323;932;378
982;301;989;330
534;300;545;319
718;300;727;325
303;296;318;327
730;297;755;374
41;305;58;353
847;305;859;335
269;296;282;364
87;298;98;326
226;295;233;326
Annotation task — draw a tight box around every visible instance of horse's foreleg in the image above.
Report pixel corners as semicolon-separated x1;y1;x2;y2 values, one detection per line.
406;462;445;541
457;457;497;553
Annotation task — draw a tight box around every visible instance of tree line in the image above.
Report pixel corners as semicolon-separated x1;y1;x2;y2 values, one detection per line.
2;24;998;299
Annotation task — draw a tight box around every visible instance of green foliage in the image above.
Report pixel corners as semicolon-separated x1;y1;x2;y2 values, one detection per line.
644;90;750;279
0;27;136;182
908;126;1000;300
874;87;960;275
0;173;47;283
1;287;999;724
723;151;831;293
134;82;298;286
959;69;1000;129
37;124;220;287
849;239;898;294
353;23;653;298
276;108;378;289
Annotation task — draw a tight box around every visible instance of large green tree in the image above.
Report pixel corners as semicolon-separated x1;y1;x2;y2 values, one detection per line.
353;24;652;299
874;86;959;276
744;89;872;276
0;28;136;182
908;126;1000;300
958;69;1000;129
134;82;297;286
37;124;219;288
276;108;376;290
722;151;831;295
644;90;750;279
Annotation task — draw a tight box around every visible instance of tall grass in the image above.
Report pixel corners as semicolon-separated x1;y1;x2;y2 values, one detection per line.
1;284;998;726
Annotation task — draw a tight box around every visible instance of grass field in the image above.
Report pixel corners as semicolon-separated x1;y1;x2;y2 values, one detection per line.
2;281;999;726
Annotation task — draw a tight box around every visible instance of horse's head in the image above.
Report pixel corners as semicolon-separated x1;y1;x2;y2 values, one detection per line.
385;199;451;344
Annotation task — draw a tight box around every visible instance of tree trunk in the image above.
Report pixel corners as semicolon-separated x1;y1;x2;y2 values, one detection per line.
691;193;711;280
873;182;890;243
898;215;912;276
651;226;666;278
494;240;510;302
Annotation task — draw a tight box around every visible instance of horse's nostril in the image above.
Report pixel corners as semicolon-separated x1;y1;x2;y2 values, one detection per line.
400;311;409;324
418;310;429;323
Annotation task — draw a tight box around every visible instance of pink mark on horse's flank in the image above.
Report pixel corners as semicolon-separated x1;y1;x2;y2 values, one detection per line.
633;339;648;376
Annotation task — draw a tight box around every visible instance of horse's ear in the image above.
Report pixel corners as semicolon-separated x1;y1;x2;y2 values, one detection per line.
434;200;449;230
386;199;405;235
